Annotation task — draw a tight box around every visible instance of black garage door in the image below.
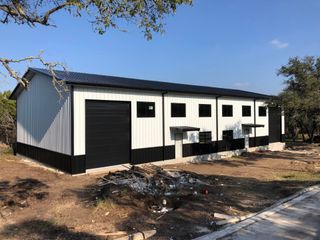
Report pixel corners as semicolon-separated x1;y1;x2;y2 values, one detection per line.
85;100;131;169
268;107;282;143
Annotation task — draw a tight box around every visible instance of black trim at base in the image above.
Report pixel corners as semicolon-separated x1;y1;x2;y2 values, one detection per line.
131;145;175;164
16;142;86;174
249;136;269;147
183;138;245;158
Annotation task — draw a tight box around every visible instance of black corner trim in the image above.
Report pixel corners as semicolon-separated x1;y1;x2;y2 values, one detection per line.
70;155;86;174
16;142;86;174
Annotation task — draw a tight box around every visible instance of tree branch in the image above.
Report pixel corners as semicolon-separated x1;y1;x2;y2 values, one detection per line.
0;53;68;99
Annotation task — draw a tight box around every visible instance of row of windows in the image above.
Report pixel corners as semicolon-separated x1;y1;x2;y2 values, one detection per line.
223;105;267;117
199;130;234;143
136;102;267;118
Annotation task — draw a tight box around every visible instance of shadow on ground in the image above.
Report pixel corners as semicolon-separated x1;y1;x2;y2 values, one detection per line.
0;178;48;209
70;169;320;240
0;219;103;240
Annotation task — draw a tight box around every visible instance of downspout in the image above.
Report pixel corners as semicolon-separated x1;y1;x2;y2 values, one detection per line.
162;92;168;160
70;85;74;157
216;96;220;150
254;99;256;147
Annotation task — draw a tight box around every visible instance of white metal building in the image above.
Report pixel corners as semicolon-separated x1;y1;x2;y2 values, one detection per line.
10;68;285;174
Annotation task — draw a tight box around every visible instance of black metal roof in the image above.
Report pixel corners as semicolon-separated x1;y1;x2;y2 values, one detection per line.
10;68;271;100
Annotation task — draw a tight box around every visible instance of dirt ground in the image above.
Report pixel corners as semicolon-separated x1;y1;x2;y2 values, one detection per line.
0;143;320;240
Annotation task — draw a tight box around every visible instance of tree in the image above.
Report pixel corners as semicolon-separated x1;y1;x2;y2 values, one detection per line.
276;56;320;142
0;0;193;94
0;91;16;144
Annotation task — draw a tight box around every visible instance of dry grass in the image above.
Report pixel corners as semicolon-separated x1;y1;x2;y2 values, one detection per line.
277;171;320;181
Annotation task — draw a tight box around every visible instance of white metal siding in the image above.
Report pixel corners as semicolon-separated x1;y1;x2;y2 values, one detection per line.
17;73;71;154
255;100;269;137
217;97;256;140
281;110;285;135
164;93;217;146
73;86;163;155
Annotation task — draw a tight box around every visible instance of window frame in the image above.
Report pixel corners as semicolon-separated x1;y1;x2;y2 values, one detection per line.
222;105;233;117
222;130;234;140
171;103;186;118
199;104;212;117
258;106;267;117
242;105;251;117
137;101;155;118
199;131;212;143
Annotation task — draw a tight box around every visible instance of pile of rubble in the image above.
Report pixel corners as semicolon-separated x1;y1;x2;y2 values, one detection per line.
96;165;210;213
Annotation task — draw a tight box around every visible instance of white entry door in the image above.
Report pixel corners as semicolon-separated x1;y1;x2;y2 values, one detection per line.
175;133;183;158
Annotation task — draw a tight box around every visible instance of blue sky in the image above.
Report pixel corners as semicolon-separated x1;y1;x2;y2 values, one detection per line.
1;0;320;94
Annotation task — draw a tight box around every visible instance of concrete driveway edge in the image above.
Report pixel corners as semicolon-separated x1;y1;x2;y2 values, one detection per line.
194;184;320;240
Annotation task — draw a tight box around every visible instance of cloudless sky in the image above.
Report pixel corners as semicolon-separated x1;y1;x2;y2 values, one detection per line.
1;0;320;94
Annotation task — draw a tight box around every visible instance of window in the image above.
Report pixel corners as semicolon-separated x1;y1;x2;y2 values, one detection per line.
242;106;251;117
222;130;233;140
259;106;267;116
222;105;233;117
199;104;211;117
137;102;155;118
171;103;186;117
199;131;212;143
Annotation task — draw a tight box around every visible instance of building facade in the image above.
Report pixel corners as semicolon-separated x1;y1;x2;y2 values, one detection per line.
10;68;285;174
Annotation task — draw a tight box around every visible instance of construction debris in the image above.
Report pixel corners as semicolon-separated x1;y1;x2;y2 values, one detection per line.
96;164;210;213
114;229;157;240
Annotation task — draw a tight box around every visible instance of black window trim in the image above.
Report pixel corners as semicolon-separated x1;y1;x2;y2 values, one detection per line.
199;131;212;143
242;105;251;117
199;104;212;117
137;101;155;118
222;104;233;117
171;103;186;118
259;106;267;117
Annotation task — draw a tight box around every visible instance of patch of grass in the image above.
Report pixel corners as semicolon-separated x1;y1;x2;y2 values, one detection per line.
0;144;13;155
94;198;116;212
277;171;320;181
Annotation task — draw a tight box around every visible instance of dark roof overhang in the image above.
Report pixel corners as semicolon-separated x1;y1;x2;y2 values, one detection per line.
9;67;272;100
170;126;200;133
242;124;265;128
9;70;36;100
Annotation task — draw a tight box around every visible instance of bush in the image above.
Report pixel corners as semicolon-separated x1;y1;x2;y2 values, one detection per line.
0;91;16;145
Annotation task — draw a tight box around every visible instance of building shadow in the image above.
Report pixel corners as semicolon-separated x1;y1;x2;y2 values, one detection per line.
0;219;103;240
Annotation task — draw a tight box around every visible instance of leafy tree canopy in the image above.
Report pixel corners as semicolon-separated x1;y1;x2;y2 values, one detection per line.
276;56;320;142
0;0;193;40
0;90;15;119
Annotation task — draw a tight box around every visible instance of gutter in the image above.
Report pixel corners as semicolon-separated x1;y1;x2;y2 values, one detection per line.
70;85;74;156
162;92;168;160
216;96;221;144
254;99;257;146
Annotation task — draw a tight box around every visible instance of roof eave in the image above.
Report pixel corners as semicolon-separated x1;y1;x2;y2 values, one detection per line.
68;81;271;100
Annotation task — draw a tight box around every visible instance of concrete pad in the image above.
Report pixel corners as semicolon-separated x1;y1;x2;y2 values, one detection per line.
194;185;320;240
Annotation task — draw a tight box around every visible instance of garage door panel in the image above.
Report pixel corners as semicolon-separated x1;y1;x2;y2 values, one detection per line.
269;107;281;143
86;100;131;169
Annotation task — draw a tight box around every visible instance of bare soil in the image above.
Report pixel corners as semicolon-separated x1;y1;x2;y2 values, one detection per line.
0;142;320;240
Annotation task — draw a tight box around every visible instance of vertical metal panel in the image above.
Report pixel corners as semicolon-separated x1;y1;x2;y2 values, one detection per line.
217;97;256;140
85;100;131;168
268;107;282;143
281;110;285;135
16;73;71;155
73;86;163;155
255;100;269;137
164;93;217;146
